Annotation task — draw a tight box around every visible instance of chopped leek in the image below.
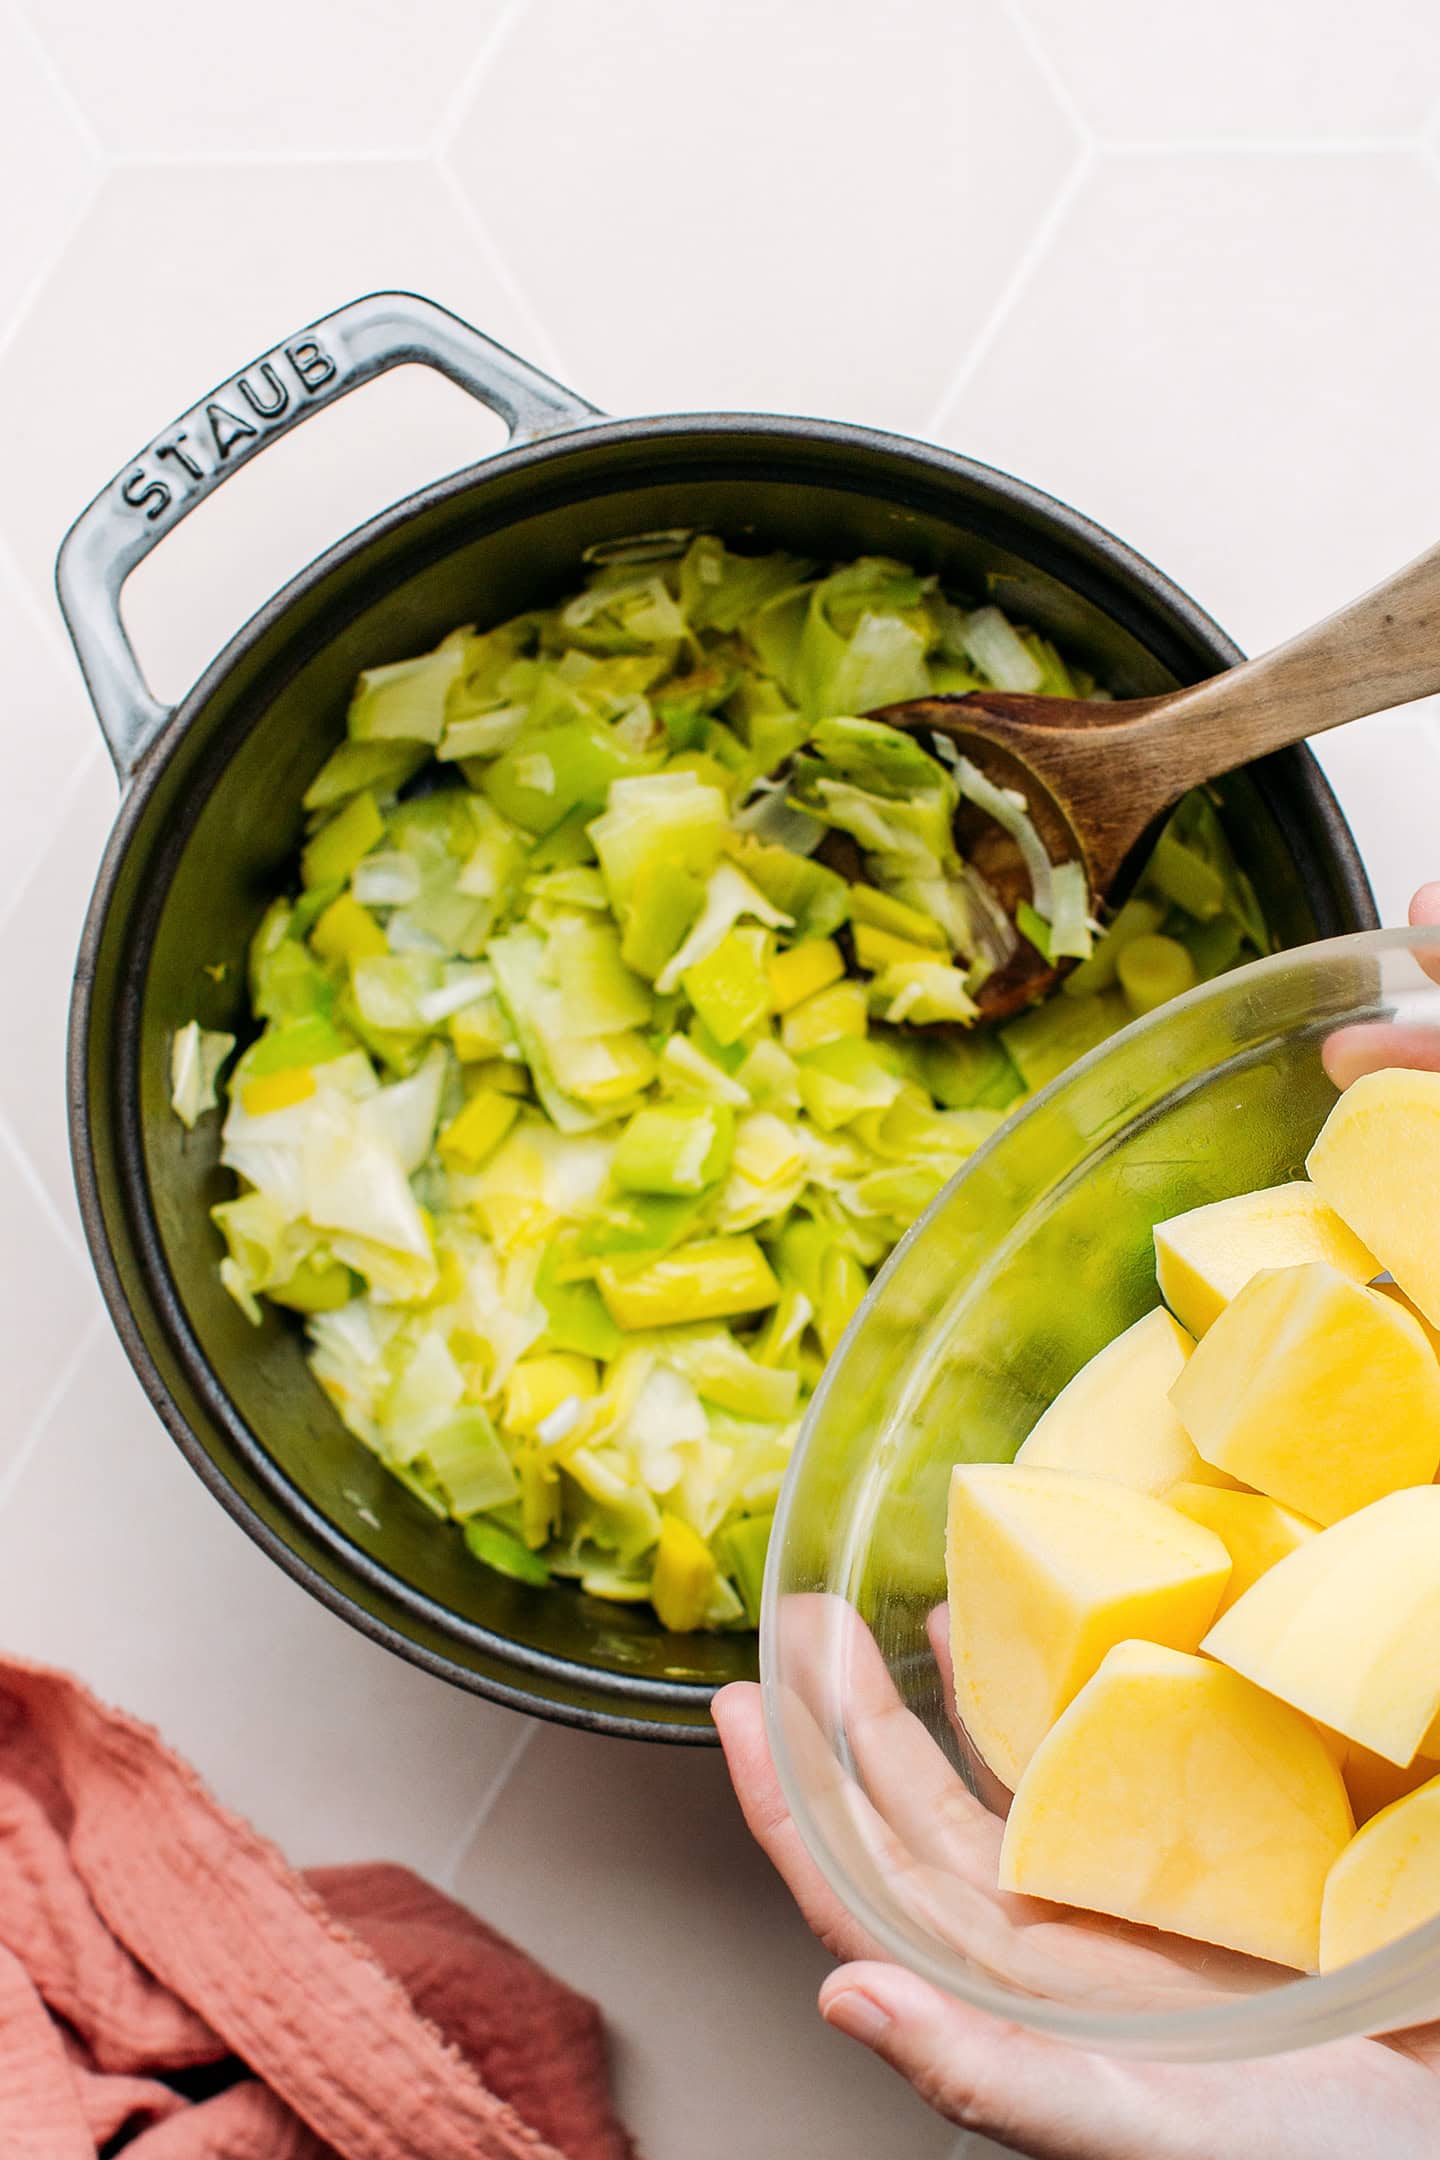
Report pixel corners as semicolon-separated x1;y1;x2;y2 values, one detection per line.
170;1022;235;1129
1116;933;1199;1017
185;534;1271;1632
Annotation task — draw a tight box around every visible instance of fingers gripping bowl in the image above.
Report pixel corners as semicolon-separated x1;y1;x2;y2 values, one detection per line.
764;928;1440;2057
63;292;1373;1739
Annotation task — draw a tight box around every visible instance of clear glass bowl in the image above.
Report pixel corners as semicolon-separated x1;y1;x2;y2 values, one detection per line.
763;926;1440;2061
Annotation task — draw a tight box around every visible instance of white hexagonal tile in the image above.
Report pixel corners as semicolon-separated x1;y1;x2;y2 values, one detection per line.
1017;0;1440;142
0;0;98;339
0;752;119;1237
454;1723;960;2160
0;543;101;912
21;0;515;155
0;1320;535;1871
0;160;562;704
449;0;1081;432
938;152;1440;656
0;1111;91;1473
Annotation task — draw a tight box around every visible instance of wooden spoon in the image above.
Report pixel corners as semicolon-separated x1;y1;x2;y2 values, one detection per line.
869;539;1440;1022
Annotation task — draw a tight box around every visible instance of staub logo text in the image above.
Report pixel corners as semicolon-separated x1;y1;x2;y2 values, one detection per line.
118;336;339;522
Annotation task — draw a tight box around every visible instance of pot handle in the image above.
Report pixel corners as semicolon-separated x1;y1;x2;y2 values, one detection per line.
55;290;602;784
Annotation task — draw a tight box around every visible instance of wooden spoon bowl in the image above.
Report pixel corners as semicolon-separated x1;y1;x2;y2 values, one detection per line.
865;536;1440;1023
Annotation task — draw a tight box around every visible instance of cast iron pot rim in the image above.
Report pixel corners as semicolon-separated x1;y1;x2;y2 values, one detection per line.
67;408;1377;1738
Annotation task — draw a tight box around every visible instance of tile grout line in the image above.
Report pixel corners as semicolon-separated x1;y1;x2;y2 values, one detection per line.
1103;134;1428;157
432;162;569;381
0;1105;90;1270
0;528;85;672
8;0;107;159
0;738;109;949
108;145;425;168
0;154;105;372
1003;0;1096;149
431;0;535;157
0;1307;105;1518
923;143;1093;444
438;1717;537;1892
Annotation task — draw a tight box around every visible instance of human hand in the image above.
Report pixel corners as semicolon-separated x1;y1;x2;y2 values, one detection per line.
714;1674;1440;2158
715;878;1440;2155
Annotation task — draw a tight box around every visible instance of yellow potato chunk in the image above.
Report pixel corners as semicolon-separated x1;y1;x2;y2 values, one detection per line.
1166;1484;1317;1616
1308;1068;1440;1330
1169;1263;1440;1524
1016;1308;1236;1496
1204;1486;1440;1766
1000;1640;1353;1972
1153;1181;1378;1338
946;1464;1231;1791
1320;1774;1440;1971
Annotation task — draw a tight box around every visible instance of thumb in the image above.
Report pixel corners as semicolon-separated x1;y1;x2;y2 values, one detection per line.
818;1963;1176;2160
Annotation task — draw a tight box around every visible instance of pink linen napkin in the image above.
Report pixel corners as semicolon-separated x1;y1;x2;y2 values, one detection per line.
0;1654;636;2159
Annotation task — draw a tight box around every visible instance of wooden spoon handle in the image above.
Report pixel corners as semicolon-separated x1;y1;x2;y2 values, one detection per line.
1143;537;1440;792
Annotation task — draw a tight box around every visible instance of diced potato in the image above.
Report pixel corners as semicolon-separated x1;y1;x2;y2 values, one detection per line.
1169;1263;1440;1524
1204;1486;1440;1766
946;1463;1231;1792
1000;1640;1353;1972
1015;1308;1234;1497
1320;1774;1440;1971
1308;1068;1440;1329
1153;1181;1378;1338
1166;1484;1317;1616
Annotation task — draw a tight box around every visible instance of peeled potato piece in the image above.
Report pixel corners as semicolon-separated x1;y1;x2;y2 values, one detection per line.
1320;1774;1440;1971
1308;1068;1440;1330
1015;1308;1235;1496
946;1463;1230;1792
1169;1262;1440;1526
1204;1486;1440;1767
1000;1641;1352;1973
1152;1180;1378;1339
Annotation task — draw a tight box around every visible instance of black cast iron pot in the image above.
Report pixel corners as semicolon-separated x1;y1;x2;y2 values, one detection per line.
59;292;1377;1741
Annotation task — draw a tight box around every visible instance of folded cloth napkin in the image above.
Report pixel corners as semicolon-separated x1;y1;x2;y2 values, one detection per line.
0;1654;636;2160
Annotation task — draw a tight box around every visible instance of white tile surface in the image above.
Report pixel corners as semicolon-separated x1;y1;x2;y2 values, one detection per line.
0;6;1435;2158
0;0;98;331
19;0;516;154
937;149;1440;654
0;159;548;697
1015;0;1440;142
449;0;1081;431
0;1324;529;1875
452;1724;958;2160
